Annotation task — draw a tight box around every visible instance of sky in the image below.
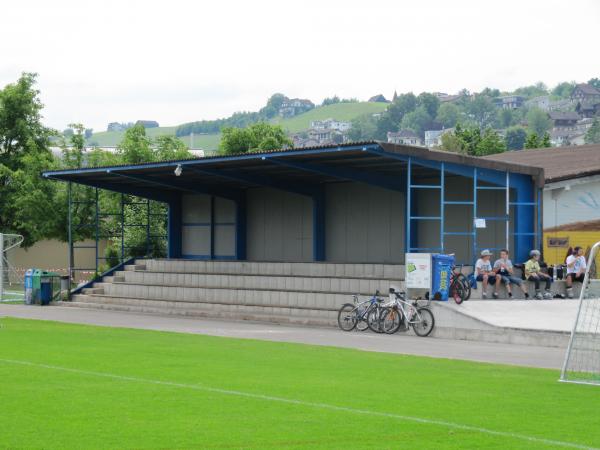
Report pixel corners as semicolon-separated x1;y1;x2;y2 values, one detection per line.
1;0;599;132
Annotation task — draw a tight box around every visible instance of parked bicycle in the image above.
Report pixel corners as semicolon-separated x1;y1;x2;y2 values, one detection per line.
337;291;386;332
379;288;435;336
449;264;471;304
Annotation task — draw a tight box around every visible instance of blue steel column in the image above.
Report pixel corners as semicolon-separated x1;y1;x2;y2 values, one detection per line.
472;168;478;263
537;188;543;253
312;188;325;261
406;157;412;253
210;196;215;260
440;162;445;253
95;188;99;273
67;182;73;298
235;195;247;260
513;179;535;263
167;194;182;258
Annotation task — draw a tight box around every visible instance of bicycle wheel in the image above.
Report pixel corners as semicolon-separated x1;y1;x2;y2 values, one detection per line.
381;307;402;334
412;307;435;337
457;273;472;301
449;278;465;305
337;303;358;331
367;307;385;333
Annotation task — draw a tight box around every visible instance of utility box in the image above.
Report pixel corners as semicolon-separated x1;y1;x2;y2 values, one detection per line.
431;254;455;301
39;271;60;305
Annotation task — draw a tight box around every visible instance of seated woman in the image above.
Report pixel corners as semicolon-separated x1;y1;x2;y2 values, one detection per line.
565;246;587;298
493;249;529;299
475;249;501;299
524;250;553;300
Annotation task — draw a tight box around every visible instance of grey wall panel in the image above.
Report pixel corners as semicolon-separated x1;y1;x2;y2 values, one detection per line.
182;194;210;223
326;183;404;263
214;225;236;257
247;188;312;261
182;226;210;256
214;197;235;223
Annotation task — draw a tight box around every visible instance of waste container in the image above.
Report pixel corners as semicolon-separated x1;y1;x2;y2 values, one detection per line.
431;254;455;301
39;271;60;305
24;268;42;305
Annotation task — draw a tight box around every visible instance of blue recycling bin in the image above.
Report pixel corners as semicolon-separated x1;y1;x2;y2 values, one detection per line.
431;254;455;301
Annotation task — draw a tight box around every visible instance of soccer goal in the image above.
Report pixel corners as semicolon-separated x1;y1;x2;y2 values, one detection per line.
560;241;600;385
0;233;25;302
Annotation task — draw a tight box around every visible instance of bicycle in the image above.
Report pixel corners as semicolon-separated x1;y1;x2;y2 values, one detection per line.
379;288;435;337
337;291;386;332
449;264;471;304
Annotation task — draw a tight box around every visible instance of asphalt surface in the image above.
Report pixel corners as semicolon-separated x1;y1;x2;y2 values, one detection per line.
0;304;566;370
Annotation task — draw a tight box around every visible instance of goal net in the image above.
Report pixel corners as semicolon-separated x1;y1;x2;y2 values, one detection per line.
0;233;25;302
560;241;600;385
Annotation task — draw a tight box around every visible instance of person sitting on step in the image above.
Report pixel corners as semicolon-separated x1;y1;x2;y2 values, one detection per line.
524;250;553;300
493;249;529;299
475;249;501;299
565;246;587;299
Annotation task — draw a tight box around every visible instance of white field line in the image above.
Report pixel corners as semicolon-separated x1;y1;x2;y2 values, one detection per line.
0;357;597;450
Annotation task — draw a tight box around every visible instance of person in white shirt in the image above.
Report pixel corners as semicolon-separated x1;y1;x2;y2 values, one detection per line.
565;246;587;298
475;249;501;299
493;249;529;299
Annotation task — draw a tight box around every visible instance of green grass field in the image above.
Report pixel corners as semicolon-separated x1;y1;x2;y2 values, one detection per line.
85;102;387;150
1;317;597;449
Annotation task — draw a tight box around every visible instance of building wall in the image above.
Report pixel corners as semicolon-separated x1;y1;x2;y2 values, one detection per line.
246;188;313;261
325;183;404;263
543;176;600;265
181;194;236;259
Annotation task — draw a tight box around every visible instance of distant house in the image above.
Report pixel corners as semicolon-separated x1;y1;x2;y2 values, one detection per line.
307;128;345;145
549;129;586;147
548;111;580;130
310;118;352;132
136;120;160;128
292;136;321;148
495;95;524;110
424;129;452;148
575;101;600;119
438;93;464;104
525;95;551;111
387;130;424;147
278;98;315;117
368;94;389;103
571;83;600;104
547;99;572;111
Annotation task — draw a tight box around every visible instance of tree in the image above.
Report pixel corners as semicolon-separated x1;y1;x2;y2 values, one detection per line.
524;132;551;149
0;73;58;247
348;114;377;141
439;124;505;156
585;118;600;144
435;103;460;128
588;78;600;90
496;108;516;128
259;93;287;118
552;81;575;99
526;107;551;136
386;93;417;124
84;128;93;139
400;106;431;137
514;82;548;99
467;95;497;128
154;135;192;161
219;123;292;155
116;124;153;164
504;126;527;150
416;92;440;119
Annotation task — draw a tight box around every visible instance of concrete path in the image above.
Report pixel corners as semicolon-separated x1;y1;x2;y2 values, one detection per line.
0;304;566;370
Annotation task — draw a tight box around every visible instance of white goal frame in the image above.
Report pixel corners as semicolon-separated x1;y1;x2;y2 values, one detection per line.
560;240;600;385
0;233;25;301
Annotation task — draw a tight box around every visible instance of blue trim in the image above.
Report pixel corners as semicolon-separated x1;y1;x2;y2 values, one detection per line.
312;188;326;261
69;257;135;298
409;184;441;189
406;157;412;252
167;195;182;258
411;216;442;220
265;157;405;192
210;196;215;259
440;162;445;252
444;201;474;205
235;196;247;260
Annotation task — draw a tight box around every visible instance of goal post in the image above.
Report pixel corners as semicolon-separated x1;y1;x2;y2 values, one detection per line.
0;233;25;302
560;241;600;385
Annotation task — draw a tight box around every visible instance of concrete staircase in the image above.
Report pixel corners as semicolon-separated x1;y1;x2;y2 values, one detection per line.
63;259;405;326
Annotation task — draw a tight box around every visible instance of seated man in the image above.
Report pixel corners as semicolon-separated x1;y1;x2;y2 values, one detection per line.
494;249;529;299
524;250;552;300
475;249;501;299
565;246;587;298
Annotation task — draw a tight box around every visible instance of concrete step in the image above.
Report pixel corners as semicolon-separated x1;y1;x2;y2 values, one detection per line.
124;264;146;271
135;259;405;279
469;280;583;300
82;287;104;295
112;270;403;295
84;285;349;310
66;295;336;327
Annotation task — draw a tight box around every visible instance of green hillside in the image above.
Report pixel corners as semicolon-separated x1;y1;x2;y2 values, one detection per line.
86;101;388;150
273;101;388;133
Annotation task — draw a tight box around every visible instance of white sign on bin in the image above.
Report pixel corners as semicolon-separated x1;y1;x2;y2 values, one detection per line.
405;253;431;289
